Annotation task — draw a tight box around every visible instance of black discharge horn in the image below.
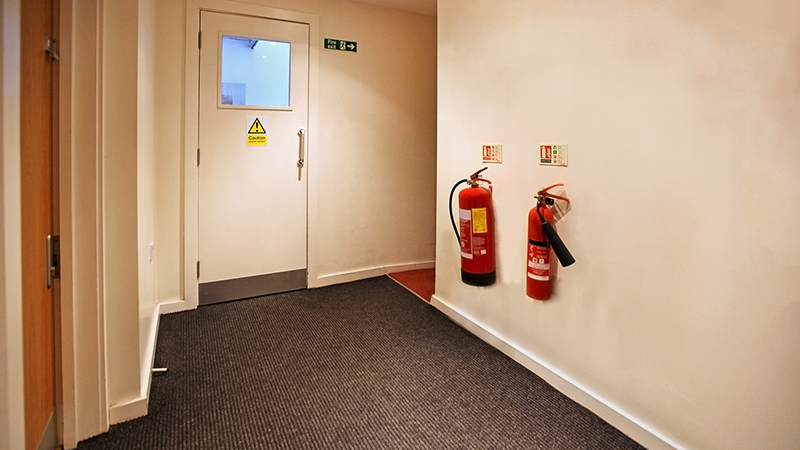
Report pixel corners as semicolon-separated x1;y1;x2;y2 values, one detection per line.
536;206;575;267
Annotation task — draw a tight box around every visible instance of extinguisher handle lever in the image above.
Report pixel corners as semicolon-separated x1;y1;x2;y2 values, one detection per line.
538;183;563;196
538;183;570;203
470;167;488;181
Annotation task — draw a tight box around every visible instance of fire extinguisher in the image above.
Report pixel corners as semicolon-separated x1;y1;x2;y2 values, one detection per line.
449;168;496;286
527;184;575;300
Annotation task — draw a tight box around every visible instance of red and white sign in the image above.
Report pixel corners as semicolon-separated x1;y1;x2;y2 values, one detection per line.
481;144;502;163
539;143;568;166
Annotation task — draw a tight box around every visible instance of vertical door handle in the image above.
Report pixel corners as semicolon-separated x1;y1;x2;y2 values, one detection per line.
297;128;305;168
46;235;60;289
46;38;59;61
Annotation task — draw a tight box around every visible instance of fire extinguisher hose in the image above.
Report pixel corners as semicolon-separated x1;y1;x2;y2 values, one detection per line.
449;179;468;244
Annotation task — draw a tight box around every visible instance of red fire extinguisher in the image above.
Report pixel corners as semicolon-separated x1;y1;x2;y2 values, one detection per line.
527;184;575;300
449;168;496;286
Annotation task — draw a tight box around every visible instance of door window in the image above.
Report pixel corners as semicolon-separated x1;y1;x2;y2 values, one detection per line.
220;35;291;108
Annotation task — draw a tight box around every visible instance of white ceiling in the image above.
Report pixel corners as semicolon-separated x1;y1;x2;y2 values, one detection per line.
350;0;437;17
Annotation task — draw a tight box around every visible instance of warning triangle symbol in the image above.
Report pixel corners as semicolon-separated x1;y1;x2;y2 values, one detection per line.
248;118;266;134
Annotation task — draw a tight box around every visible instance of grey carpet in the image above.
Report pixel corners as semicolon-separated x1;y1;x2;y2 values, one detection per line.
77;276;646;449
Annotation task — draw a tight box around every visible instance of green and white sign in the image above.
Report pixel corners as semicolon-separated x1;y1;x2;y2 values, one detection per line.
324;38;357;53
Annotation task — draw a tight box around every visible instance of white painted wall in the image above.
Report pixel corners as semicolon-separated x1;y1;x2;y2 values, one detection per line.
156;0;436;306
0;0;26;448
103;0;161;425
103;0;142;409
435;1;800;449
137;0;159;392
304;0;437;284
353;0;435;17
154;0;185;303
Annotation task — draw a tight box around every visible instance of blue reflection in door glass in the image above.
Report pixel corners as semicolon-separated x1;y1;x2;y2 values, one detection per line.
220;36;290;108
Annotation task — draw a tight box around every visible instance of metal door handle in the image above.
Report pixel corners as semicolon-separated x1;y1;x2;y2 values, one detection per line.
297;128;305;168
46;38;59;61
46;235;60;289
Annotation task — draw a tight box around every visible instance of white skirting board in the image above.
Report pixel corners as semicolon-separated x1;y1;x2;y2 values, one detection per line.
311;261;434;288
159;297;193;315
108;302;163;425
430;294;687;450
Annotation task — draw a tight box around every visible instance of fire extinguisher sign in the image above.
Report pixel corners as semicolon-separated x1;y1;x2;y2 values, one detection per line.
481;144;502;163
539;143;568;166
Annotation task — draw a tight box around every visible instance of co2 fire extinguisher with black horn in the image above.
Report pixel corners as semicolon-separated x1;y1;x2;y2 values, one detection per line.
527;184;575;300
449;168;496;286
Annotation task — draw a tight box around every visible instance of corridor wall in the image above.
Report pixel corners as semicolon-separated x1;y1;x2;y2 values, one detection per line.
434;1;800;449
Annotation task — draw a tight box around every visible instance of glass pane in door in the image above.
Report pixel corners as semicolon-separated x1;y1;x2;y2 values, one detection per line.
220;35;291;108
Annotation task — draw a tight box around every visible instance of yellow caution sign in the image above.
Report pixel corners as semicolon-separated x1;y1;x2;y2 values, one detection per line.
247;117;267;146
247;135;267;145
248;118;266;134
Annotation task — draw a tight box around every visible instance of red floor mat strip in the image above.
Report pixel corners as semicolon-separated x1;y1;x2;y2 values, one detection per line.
387;269;435;302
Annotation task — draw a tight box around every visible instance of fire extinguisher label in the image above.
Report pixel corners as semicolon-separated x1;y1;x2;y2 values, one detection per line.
472;236;488;255
471;208;488;234
527;243;550;281
459;209;473;259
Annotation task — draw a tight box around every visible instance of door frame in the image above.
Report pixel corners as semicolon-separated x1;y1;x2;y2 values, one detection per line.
1;1;91;448
183;0;319;309
1;0;27;447
56;1;109;448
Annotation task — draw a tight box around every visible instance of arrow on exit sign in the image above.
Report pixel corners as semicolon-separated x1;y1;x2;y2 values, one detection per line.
324;38;357;53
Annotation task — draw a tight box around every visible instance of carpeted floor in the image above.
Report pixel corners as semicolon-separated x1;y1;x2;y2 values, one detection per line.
77;276;645;450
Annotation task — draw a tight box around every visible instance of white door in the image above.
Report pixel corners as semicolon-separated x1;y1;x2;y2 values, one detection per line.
198;11;309;305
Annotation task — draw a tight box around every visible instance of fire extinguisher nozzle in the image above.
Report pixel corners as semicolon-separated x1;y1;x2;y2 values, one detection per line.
559;253;576;267
541;220;576;267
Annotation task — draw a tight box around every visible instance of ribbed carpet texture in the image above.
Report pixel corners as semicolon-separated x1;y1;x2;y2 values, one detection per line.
78;276;646;450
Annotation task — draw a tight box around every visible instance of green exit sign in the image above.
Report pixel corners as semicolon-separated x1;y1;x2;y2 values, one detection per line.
324;38;357;53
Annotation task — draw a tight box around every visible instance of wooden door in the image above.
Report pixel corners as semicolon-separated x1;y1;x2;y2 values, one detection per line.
21;0;59;448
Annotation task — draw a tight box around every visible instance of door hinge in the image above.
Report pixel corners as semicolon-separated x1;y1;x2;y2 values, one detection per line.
198;31;202;49
46;235;60;289
196;261;200;279
197;148;200;167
